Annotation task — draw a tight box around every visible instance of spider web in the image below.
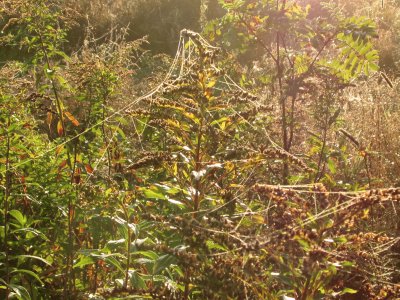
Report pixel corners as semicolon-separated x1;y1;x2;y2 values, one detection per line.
3;29;399;226
2;29;399;285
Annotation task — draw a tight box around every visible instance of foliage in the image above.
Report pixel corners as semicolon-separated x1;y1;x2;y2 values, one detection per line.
0;0;399;299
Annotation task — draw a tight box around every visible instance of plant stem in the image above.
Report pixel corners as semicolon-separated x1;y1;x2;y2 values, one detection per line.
121;200;131;290
38;32;66;135
363;155;372;189
301;273;312;300
276;31;289;184
183;269;190;300
37;29;76;298
193;117;204;212
315;125;328;183
4;115;11;300
68;141;80;295
101;94;112;177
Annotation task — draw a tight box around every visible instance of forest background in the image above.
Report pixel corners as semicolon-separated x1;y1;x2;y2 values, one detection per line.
1;0;400;299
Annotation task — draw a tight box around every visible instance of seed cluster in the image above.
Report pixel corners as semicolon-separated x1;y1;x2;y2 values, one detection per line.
263;148;313;172
126;151;171;170
229;89;258;103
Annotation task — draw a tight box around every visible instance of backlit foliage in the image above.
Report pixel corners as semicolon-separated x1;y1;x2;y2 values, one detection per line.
0;0;399;299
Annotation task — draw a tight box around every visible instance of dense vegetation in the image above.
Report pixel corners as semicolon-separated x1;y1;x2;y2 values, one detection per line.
1;0;400;299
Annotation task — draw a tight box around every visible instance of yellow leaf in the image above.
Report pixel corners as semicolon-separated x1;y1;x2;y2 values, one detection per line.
55;145;64;156
252;214;265;224
207;80;216;88
64;111;80;126
204;88;212;99
359;150;367;157
57;120;64;136
46;112;53;130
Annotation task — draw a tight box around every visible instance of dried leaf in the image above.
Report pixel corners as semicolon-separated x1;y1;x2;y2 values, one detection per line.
55;145;64;156
69;207;75;222
359;150;367;157
64;111;80;126
46;112;53;130
85;164;94;174
58;160;67;171
57;120;64;136
74;168;81;184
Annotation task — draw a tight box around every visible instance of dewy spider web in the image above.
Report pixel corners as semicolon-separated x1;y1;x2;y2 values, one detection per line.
127;29;289;158
2;29;261;174
3;28;400;292
2;30;187;174
3;29;399;218
124;30;400;290
123;30;399;236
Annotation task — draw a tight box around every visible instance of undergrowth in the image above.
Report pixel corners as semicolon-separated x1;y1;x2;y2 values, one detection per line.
0;0;399;299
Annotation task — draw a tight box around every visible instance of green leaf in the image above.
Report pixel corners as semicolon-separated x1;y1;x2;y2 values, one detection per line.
341;261;355;267
153;254;176;275
220;0;245;10
134;251;159;260
333;236;347;243
11;228;49;241
73;256;95;269
130;270;147;289
295;236;310;251
340;288;358;295
9;284;31;300
104;256;125;274
10;269;44;284
107;239;126;246
141;186;166;200
294;54;311;74
167;198;185;209
327;159;336;174
369;62;379;72
206;240;227;252
9;210;27;226
12;255;51;266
